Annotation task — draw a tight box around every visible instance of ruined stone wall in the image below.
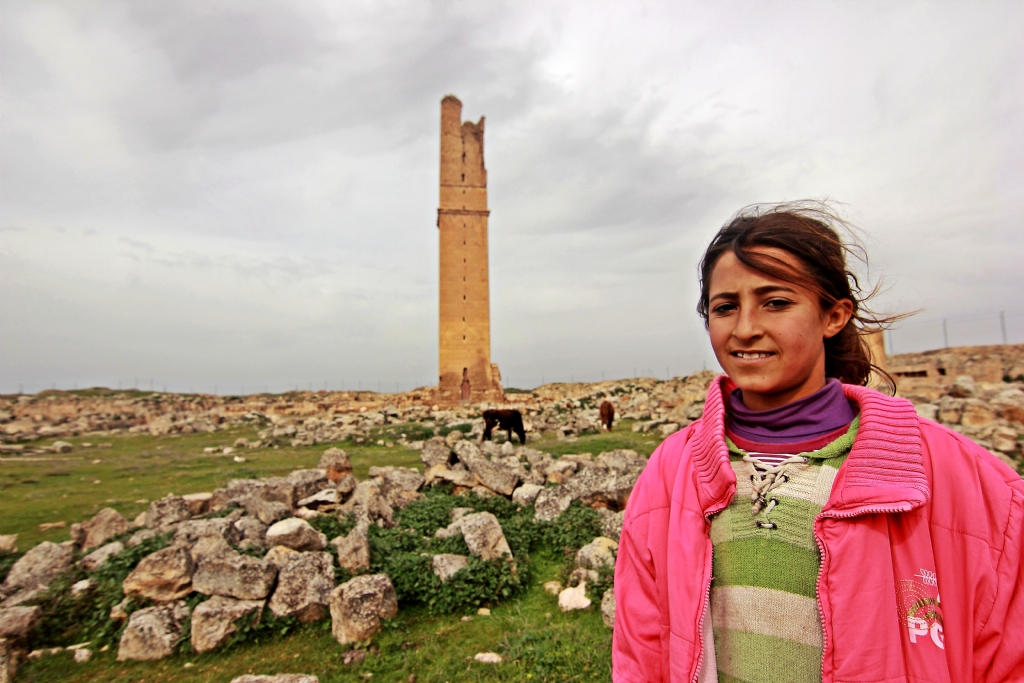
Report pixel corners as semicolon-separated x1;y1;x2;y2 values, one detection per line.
437;95;503;404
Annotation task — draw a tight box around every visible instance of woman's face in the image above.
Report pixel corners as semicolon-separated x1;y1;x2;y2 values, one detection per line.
707;249;852;411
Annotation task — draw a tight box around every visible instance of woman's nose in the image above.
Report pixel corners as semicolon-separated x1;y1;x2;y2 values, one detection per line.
733;308;763;340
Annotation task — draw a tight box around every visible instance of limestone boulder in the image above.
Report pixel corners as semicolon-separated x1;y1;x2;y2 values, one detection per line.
431;554;468;582
263;546;300;569
3;541;73;590
297;489;342;509
81;541;124;572
329;574;397;644
544;459;577;485
117;601;190;661
191;537;277;601
334;474;357;499
70;508;133;550
0;606;41;645
145;496;192;529
245;498;292;526
949;375;976;398
444;430;464;447
420;438;453;468
318;449;352;483
594;449;646;474
126;528;160;547
331;524;370;573
511;483;544;506
533;487;574;522
174;518;243;547
0;636;13;683
286;469;331;502
601;589;616;629
568;567;599;587
190;596;264;653
558;582;591;611
339;481;393;527
466;459;519;496
0;536;16;554
452;439;483;466
182;492;213;516
459;512;512;560
209;479;265;511
265;518;327;552
0;586;45;610
371;466;425;509
234;517;268;550
51;441;73;453
991;426;1019;453
565;466;641;511
961;399;998;428
599;510;625;542
423;464;480;489
268;552;334;622
576;537;618;570
122;545;194;602
938;397;964;424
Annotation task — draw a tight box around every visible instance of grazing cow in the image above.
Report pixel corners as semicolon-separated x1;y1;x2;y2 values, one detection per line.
599;401;615;431
482;409;527;444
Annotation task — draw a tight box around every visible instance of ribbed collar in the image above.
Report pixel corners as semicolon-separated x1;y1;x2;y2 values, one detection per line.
692;375;929;516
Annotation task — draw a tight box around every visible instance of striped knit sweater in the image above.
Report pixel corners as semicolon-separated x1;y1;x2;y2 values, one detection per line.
709;417;860;683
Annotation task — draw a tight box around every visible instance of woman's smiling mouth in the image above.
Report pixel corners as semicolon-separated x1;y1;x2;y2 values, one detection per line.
732;351;775;359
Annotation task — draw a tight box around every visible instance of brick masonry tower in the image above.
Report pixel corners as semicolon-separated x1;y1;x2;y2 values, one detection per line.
437;95;504;404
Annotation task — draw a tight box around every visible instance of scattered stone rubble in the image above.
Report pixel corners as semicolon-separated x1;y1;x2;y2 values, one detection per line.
0;432;649;668
5;346;1019;471
1;347;1022;674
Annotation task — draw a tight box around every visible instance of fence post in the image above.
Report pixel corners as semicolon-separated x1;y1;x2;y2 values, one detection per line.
942;319;948;348
1000;311;1008;344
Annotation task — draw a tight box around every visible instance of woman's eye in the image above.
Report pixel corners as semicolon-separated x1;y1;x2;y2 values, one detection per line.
711;303;736;315
765;298;791;309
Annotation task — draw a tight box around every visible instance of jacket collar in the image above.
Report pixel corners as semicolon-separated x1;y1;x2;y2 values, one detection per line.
692;376;930;516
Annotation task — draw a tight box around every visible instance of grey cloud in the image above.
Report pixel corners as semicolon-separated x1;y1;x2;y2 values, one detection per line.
2;0;1023;393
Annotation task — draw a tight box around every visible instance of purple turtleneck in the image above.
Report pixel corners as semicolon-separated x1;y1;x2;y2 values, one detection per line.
728;378;856;445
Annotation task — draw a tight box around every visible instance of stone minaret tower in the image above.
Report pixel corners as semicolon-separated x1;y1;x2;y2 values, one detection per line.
437;95;503;404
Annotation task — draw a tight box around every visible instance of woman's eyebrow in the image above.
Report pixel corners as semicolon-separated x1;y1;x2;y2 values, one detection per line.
753;285;796;295
709;284;796;302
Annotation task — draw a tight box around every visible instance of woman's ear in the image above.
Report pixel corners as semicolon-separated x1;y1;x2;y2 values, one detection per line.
822;299;854;339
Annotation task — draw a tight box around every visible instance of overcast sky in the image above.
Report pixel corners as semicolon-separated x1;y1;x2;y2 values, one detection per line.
2;1;1023;395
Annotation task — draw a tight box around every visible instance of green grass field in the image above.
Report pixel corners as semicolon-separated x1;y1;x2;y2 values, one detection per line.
3;422;662;682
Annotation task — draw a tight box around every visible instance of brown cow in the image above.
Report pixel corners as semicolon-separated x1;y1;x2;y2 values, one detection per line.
482;409;527;444
599;401;615;431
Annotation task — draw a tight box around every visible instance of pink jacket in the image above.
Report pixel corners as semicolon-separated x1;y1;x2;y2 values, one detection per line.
613;376;1024;683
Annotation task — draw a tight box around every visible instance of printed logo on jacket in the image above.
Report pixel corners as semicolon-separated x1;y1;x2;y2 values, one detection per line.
898;568;943;649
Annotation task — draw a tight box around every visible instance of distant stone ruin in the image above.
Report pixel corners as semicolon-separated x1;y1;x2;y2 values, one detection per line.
436;95;503;405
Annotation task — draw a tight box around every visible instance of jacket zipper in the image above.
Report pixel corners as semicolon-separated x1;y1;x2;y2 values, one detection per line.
813;504;912;683
692;500;732;683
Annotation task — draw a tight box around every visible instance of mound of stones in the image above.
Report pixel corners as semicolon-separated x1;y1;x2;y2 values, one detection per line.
0;440;639;671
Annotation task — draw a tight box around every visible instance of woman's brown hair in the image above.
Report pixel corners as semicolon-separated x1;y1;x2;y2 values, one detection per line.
697;201;898;392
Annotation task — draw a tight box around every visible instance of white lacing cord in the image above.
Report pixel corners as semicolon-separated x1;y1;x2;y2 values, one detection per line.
742;453;808;529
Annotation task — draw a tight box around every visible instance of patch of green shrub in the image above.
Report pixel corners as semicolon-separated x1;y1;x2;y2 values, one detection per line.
367;490;535;614
309;511;356;541
32;532;171;648
437;422;473;437
393;488;464;536
535;501;603;554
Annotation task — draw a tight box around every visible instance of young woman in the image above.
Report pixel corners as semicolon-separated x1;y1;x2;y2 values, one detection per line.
612;204;1024;683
